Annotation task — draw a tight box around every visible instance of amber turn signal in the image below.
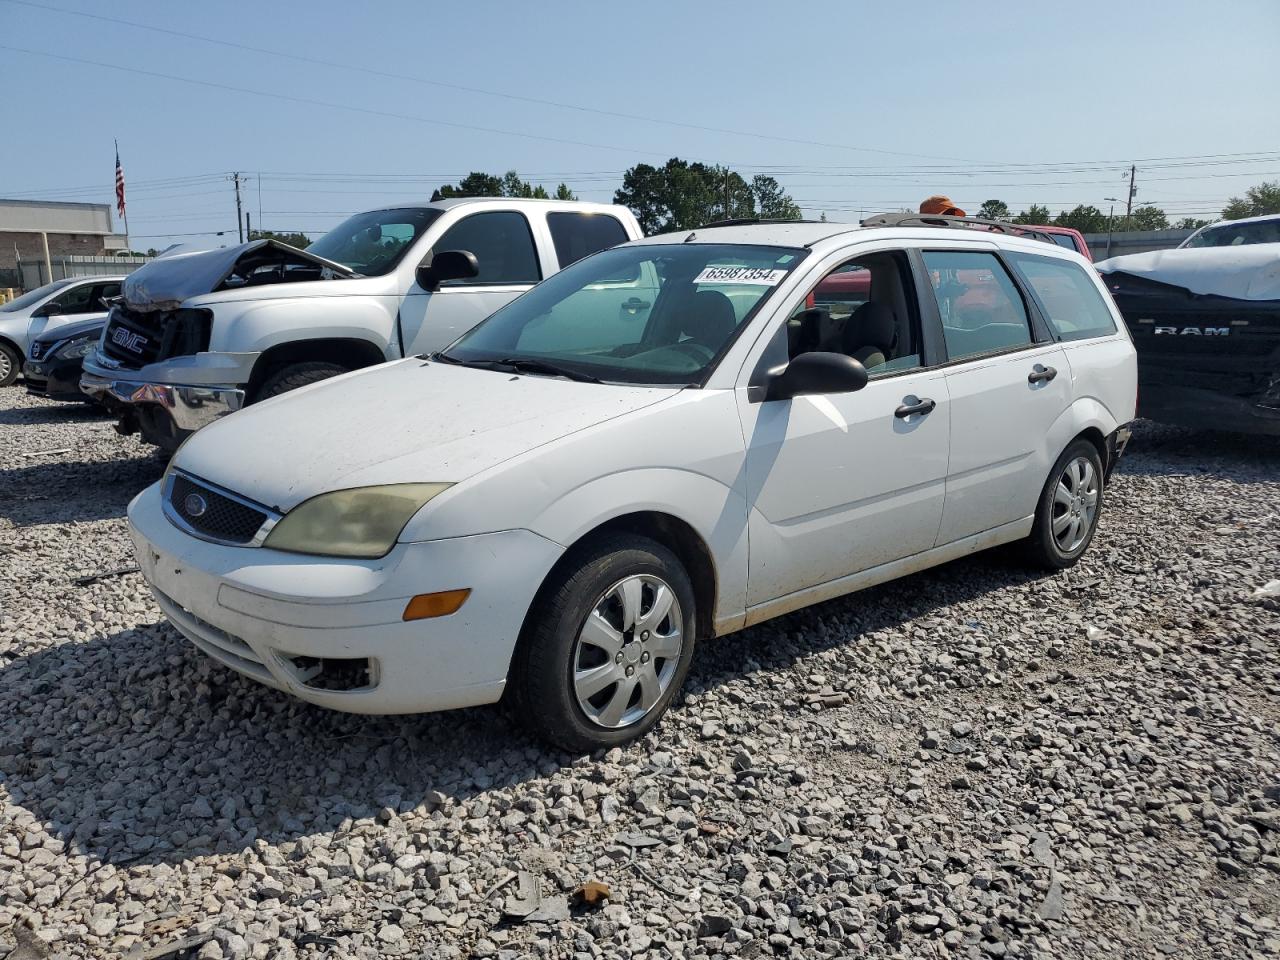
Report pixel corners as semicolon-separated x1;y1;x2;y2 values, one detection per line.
402;589;471;621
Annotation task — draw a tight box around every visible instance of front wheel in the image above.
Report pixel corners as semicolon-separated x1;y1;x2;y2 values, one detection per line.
1025;439;1105;569
509;534;697;752
0;342;21;387
254;361;347;402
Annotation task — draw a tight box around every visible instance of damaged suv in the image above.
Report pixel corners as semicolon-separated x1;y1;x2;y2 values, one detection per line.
81;198;642;450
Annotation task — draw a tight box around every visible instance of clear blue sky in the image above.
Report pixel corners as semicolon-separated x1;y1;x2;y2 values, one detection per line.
4;0;1278;248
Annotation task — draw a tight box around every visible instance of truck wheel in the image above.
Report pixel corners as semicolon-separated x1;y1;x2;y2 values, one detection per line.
0;342;20;387
508;533;697;752
255;362;347;401
1025;439;1105;569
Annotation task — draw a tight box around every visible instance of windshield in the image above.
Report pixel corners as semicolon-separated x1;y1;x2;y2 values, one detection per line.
0;278;77;313
443;243;807;385
1182;218;1280;248
305;207;443;275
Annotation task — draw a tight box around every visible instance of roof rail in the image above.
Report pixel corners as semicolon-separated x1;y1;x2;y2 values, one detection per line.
698;217;825;229
860;213;1056;246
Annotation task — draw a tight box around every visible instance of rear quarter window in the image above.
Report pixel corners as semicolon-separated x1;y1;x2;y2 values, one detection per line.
547;213;629;268
1008;252;1117;342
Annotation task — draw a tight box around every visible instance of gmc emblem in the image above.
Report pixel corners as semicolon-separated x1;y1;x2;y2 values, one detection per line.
1153;326;1229;336
111;327;149;353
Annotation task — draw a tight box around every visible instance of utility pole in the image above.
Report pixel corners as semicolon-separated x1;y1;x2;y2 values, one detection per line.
1124;164;1137;230
231;172;247;243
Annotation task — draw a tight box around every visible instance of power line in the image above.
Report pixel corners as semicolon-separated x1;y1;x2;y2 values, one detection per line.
0;45;692;159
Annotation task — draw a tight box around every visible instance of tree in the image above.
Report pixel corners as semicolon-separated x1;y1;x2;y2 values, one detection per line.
1013;204;1052;225
1221;180;1280;219
434;172;505;199
432;170;575;201
613;158;801;234
1053;205;1108;234
1174;217;1211;230
977;199;1010;221
249;229;312;248
751;175;801;221
1125;205;1168;231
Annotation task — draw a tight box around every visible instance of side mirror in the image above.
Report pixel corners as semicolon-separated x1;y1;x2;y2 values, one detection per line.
416;250;480;292
35;302;62;318
764;351;868;402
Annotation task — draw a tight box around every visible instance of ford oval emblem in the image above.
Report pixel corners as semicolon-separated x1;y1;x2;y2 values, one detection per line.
183;493;208;518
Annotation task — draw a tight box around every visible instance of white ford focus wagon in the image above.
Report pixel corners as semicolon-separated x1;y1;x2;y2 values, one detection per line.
127;216;1137;750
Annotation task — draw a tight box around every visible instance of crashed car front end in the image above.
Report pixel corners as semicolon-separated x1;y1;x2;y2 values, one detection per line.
80;239;356;449
1099;247;1280;436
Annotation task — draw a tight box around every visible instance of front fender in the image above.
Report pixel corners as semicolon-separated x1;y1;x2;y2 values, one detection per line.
209;296;398;355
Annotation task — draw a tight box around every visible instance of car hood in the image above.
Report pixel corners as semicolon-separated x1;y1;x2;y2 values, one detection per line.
1095;244;1280;302
173;359;682;511
123;239;357;312
31;316;105;344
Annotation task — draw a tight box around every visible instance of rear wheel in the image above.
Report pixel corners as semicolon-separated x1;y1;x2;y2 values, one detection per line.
255;361;347;401
509;534;697;752
1025;439;1104;569
0;342;21;387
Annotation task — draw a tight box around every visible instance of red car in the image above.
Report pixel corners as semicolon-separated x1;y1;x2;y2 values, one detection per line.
1025;224;1092;261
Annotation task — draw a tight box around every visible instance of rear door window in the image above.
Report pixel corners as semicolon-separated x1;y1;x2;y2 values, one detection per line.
1007;253;1117;341
434;211;541;286
923;250;1033;362
546;213;629;268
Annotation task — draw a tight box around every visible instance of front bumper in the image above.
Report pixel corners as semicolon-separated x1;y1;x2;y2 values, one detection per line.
80;370;245;430
25;356;94;403
127;482;564;714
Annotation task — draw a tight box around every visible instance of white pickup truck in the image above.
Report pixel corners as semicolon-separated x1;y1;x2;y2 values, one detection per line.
81;198;643;451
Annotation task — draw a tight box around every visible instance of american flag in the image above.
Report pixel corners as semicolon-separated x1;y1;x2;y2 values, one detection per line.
114;142;126;219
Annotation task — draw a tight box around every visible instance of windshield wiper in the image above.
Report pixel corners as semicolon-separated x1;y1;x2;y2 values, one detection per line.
426;352;602;383
492;357;602;383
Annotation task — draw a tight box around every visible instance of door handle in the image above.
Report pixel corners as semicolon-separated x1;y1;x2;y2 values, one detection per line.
1028;364;1057;384
622;297;650;313
895;397;936;418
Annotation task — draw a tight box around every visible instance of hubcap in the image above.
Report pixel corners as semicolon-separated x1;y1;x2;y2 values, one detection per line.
1051;456;1099;553
0;350;11;381
572;574;684;729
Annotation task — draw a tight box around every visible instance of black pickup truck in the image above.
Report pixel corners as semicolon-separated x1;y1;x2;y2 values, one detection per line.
1098;237;1280;436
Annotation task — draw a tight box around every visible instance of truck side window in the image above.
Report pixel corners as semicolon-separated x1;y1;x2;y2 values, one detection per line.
546;213;629;268
435;212;541;286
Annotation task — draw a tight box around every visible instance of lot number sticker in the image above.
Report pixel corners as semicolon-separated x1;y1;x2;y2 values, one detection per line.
695;266;788;285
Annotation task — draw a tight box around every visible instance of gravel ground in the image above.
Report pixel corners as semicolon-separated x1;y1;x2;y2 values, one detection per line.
0;387;1278;960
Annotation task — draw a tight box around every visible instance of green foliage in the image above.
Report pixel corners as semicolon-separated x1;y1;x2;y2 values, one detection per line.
249;230;312;249
1174;217;1211;230
977;199;1010;221
1221;181;1280;219
1013;204;1052;225
613;158;801;234
431;170;577;202
1053;205;1108;234
1126;205;1169;231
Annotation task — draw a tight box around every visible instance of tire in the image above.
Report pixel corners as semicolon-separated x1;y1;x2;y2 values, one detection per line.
509;533;697;752
1025;439;1105;569
0;342;20;388
255;361;347;401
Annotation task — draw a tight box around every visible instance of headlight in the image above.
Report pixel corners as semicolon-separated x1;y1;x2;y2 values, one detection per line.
52;338;98;360
262;483;451;558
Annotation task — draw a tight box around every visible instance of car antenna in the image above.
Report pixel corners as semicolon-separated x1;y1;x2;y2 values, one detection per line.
684;231;697;243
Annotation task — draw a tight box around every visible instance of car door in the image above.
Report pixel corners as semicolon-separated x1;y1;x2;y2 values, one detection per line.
398;210;544;355
921;247;1073;545
736;247;951;608
26;279;112;342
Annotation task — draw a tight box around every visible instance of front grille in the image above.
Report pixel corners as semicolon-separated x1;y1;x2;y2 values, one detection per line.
168;473;269;545
101;305;212;368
